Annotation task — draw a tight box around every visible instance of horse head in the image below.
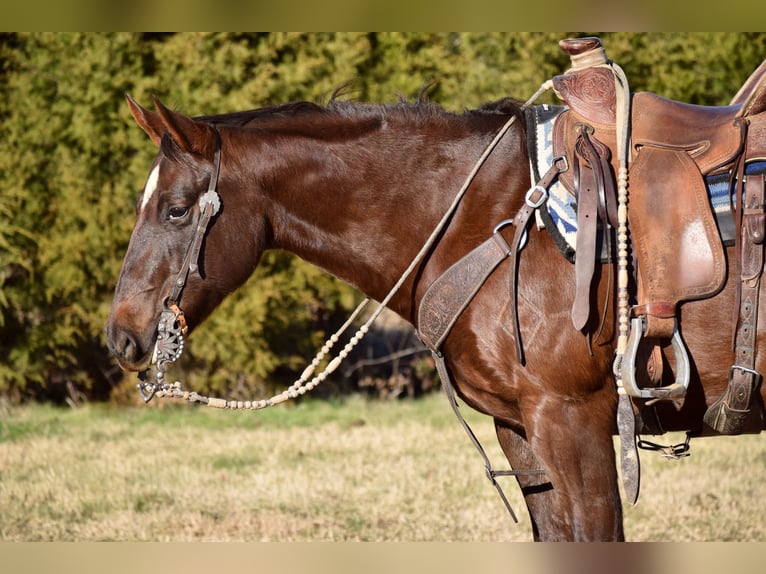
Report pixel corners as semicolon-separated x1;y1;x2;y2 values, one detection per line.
106;96;264;372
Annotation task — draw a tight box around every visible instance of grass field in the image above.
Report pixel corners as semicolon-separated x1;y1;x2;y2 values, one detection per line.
0;393;764;542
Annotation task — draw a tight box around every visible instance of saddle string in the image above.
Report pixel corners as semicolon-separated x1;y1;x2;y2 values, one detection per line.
142;80;557;409
603;60;632;377
605;58;643;505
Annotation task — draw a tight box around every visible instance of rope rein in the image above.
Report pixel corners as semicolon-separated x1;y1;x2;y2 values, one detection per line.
138;81;555;409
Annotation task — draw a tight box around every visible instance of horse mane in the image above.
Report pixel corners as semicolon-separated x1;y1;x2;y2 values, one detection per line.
194;94;526;130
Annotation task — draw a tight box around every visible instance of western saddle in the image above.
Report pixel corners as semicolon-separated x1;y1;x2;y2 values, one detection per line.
551;37;766;435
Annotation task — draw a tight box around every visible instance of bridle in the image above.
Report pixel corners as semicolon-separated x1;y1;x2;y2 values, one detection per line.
136;126;222;402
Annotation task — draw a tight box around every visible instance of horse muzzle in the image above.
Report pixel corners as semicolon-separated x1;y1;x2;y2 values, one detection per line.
106;303;159;372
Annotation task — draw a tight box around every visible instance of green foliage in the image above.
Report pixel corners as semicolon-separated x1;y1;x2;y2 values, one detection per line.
604;32;766;105
1;33;765;402
0;33;151;398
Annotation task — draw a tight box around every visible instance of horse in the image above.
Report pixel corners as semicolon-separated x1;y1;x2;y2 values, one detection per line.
106;85;766;541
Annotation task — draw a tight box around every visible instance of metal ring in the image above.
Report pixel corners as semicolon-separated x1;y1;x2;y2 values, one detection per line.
493;218;527;250
493;218;515;234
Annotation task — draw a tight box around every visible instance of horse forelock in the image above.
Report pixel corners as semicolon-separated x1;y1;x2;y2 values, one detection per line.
156;131;213;175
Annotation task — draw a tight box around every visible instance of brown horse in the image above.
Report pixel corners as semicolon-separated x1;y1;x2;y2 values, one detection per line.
106;89;765;541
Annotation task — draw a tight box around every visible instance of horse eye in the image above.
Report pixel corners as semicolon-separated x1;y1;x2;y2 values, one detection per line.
167;206;190;221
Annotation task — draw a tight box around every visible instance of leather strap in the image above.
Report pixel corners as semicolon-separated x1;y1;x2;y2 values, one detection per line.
631;301;676;319
617;393;640;504
509;159;567;362
704;171;765;433
432;352;545;523
167;127;223;305
730;172;764;412
571;129;604;330
568;127;618;332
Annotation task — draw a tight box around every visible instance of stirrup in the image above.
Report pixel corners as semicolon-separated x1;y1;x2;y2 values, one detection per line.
621;316;690;401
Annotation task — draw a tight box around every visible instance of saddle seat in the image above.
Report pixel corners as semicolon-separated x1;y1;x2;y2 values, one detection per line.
632;92;743;175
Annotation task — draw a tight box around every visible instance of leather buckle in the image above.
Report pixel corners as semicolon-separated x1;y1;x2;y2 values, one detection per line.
525;185;549;208
728;364;762;384
553;154;569;174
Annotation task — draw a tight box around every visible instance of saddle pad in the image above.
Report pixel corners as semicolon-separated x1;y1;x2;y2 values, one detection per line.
526;105;766;260
526;104;577;261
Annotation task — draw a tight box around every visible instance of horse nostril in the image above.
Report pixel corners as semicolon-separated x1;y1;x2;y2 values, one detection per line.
113;330;138;362
107;326;148;369
106;303;157;371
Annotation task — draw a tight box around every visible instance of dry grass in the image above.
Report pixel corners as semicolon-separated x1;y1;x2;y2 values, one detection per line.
0;394;764;542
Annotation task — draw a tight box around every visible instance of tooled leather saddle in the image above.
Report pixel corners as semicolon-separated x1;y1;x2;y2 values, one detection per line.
550;37;766;435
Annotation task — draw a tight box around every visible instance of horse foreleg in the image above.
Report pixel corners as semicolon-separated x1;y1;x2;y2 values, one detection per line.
494;398;624;541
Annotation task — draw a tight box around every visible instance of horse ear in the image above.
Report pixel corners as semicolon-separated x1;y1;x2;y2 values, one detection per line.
126;94;164;146
152;96;213;157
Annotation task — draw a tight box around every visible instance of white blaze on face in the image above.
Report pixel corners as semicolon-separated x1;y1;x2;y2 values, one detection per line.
140;164;161;212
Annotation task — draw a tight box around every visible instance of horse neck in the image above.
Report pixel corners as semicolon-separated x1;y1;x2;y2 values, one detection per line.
226;113;518;319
